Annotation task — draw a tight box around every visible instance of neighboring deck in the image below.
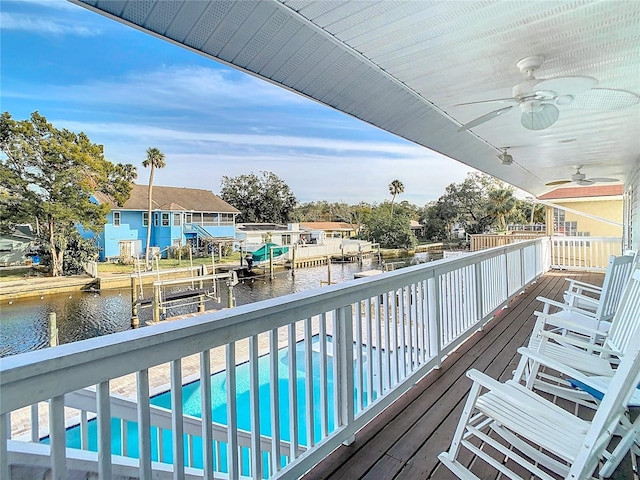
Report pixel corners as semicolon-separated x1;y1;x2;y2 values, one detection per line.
303;270;626;480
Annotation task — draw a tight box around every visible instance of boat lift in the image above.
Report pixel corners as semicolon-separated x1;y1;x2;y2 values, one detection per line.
149;270;238;323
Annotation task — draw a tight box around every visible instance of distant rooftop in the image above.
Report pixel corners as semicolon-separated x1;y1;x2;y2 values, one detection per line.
94;184;240;214
300;222;357;231
537;184;623;200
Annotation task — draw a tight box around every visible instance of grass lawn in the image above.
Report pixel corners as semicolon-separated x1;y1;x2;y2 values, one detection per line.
97;253;243;274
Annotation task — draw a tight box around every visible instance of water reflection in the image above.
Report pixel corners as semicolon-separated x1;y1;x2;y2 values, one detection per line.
1;254;440;357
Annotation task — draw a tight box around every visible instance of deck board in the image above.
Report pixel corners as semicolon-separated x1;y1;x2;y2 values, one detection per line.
302;270;609;480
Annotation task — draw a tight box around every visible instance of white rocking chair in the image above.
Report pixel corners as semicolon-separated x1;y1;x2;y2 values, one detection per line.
563;251;638;315
438;319;640;479
520;266;640;380
546;253;636;334
511;266;640;476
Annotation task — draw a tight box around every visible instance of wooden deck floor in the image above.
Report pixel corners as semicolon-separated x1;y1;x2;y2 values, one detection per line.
302;270;624;480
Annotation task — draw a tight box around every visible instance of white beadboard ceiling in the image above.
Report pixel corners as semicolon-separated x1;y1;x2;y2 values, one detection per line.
71;0;640;196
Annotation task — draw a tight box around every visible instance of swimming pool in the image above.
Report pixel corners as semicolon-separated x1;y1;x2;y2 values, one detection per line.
51;336;373;476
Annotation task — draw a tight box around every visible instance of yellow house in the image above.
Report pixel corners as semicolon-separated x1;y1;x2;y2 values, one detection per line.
538;184;623;238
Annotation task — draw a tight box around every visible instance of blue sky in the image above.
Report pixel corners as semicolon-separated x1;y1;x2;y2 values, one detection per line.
1;0;474;206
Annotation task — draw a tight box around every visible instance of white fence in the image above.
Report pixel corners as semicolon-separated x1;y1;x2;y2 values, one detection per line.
551;236;623;270
0;239;548;480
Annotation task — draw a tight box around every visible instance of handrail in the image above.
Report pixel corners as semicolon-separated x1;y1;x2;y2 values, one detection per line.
1;238;548;479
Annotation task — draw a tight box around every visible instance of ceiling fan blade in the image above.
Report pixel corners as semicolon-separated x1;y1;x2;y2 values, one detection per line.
568;88;640;110
534;76;598;95
521;103;559;130
457;106;514;132
545;179;572;186
576;179;595;185
454;98;518;106
588;177;620;183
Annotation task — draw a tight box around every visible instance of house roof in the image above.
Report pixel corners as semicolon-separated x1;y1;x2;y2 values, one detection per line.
94;184;240;214
537;184;624;201
300;222;357;231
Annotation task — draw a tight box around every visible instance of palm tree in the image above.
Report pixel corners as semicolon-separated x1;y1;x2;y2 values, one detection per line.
142;147;166;268
488;188;516;231
389;179;405;214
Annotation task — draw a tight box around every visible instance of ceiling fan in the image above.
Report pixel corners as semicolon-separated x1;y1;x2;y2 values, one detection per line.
545;166;619;186
457;55;601;132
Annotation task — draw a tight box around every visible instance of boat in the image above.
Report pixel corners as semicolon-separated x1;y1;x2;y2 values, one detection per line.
251;243;289;263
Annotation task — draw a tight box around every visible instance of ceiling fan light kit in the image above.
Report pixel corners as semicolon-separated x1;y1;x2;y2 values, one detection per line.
520;102;559;130
456;55;636;133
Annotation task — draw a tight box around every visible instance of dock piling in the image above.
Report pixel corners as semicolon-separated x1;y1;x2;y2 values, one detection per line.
49;312;58;347
131;277;139;328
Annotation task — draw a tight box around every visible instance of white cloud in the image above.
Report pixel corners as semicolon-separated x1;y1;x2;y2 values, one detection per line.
0;11;101;36
58;120;434;157
5;66;306;111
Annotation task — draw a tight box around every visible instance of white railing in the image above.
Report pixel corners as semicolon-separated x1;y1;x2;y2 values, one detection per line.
0;239;548;480
551;236;622;270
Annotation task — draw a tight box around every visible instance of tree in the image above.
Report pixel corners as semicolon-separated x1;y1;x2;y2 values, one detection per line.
220;171;297;224
0;112;136;276
487;188;517;231
388;179;405;214
360;204;416;249
142;147;166;268
428;173;508;238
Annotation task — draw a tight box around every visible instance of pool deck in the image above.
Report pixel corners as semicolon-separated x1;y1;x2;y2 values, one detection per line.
300;269;628;480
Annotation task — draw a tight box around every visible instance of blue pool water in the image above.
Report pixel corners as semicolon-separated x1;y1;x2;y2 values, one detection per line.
50;336;372;476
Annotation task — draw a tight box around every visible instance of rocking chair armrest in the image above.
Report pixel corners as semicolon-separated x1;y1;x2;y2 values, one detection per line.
539;330;619;356
466;369;504;391
562;290;600;306
565;278;603;292
517;347;595;384
533;311;606;337
535;297;598;318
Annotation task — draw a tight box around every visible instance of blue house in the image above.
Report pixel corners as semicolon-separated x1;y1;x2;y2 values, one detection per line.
92;184;240;261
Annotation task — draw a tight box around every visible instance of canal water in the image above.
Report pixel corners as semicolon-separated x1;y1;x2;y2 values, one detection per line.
0;253;439;357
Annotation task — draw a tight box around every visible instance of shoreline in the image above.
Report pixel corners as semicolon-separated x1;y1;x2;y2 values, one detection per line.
0;244;447;301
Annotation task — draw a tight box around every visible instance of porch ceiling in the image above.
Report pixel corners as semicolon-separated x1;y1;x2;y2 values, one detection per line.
71;0;640;196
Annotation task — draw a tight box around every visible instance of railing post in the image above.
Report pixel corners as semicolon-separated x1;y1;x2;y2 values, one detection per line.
0;413;9;480
50;395;67;480
427;273;442;367
97;381;112;479
336;305;354;444
474;261;484;323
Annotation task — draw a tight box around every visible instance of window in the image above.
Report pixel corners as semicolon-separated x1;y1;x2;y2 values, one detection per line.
113;211;121;227
220;213;234;225
203;213;215;225
173;213;181;226
553;208;589;237
162;213;170;226
185;213;192;224
154;213;159;227
142;212;148;227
